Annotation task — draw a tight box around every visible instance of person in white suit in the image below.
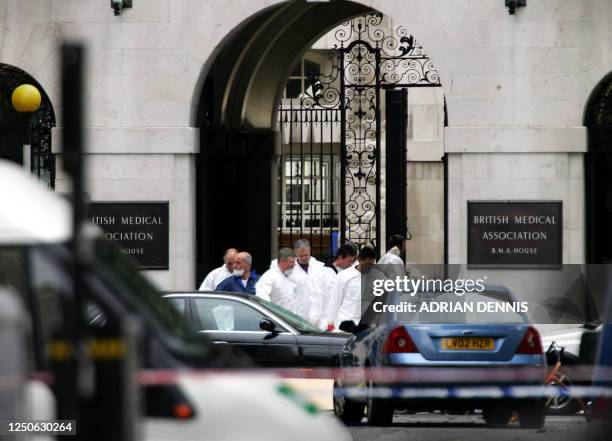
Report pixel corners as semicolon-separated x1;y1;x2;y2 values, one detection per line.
378;234;406;265
269;239;329;325
198;248;237;291
256;247;300;312
309;265;337;329
324;246;377;331
289;239;328;323
378;234;407;279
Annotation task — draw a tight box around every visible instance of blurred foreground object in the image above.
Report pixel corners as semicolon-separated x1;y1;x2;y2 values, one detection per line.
0;288;28;423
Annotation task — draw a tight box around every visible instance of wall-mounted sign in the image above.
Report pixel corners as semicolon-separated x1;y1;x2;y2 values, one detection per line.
88;202;169;270
468;201;562;268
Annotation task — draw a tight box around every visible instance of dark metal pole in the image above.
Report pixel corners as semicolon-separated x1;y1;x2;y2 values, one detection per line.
329;109;335;254
62;44;87;333
289;100;294;247
339;48;346;245
59;42;141;441
55;43;92;439
374;48;381;256
319;109;324;259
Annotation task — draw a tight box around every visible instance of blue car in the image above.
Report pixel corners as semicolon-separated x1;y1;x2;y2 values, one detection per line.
333;286;547;428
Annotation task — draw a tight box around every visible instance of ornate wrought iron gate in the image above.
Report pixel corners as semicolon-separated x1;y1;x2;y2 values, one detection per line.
277;13;440;259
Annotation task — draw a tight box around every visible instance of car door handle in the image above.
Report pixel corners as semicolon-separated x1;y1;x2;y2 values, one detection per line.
213;341;228;345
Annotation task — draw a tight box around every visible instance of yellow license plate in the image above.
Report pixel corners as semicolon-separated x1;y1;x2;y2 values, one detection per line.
441;337;494;350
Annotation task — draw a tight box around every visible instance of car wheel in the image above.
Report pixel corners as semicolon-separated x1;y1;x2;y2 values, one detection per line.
482;405;513;426
333;380;365;424
546;353;582;415
366;381;394;426
518;401;546;429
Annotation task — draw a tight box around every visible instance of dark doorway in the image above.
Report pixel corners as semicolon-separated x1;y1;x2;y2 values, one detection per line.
385;88;408;241
586;71;612;263
0;64;56;188
197;127;277;276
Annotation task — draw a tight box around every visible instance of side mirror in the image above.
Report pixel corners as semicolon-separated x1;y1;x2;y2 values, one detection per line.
260;318;277;333
339;320;356;333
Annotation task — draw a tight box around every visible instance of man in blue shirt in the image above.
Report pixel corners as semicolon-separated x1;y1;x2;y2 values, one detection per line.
216;251;259;294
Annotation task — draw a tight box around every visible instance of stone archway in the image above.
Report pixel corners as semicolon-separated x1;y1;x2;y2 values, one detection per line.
194;0;446;280
194;1;375;278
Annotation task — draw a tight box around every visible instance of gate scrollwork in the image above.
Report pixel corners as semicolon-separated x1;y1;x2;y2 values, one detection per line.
278;13;440;255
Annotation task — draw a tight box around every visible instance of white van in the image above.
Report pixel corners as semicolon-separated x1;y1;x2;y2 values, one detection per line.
0;159;351;441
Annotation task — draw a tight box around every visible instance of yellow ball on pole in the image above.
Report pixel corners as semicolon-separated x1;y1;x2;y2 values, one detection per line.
11;84;42;112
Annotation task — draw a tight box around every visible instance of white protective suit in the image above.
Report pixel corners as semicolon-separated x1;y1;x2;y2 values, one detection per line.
269;256;328;325
311;266;338;329
324;266;362;329
378;246;404;265
199;264;232;291
378;246;407;278
255;265;301;312
293;265;337;328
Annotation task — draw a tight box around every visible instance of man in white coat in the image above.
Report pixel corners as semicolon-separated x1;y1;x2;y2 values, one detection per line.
324;246;377;331
309;265;337;329
269;239;324;275
378;234;406;265
198;248;237;291
378;234;407;279
269;239;328;325
289;239;328;324
256;247;300;312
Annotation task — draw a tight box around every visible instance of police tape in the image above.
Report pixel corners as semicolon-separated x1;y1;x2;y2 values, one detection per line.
336;385;612;400
134;365;612;385
25;365;612;385
22;368;612;400
131;366;612;400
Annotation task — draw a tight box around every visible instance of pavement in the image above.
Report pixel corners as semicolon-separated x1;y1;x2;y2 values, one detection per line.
284;378;334;409
348;413;588;441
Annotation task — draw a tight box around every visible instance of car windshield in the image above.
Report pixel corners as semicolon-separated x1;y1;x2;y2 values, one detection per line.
93;239;198;341
387;291;526;324
251;296;321;333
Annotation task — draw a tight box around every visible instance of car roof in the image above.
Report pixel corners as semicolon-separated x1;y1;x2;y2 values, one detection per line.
163;291;255;300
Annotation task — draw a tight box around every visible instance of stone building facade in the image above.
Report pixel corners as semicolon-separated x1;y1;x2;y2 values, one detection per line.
1;0;611;297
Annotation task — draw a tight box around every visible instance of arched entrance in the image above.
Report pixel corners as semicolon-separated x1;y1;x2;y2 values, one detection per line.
195;1;444;279
586;71;612;263
276;14;441;258
0;64;56;188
